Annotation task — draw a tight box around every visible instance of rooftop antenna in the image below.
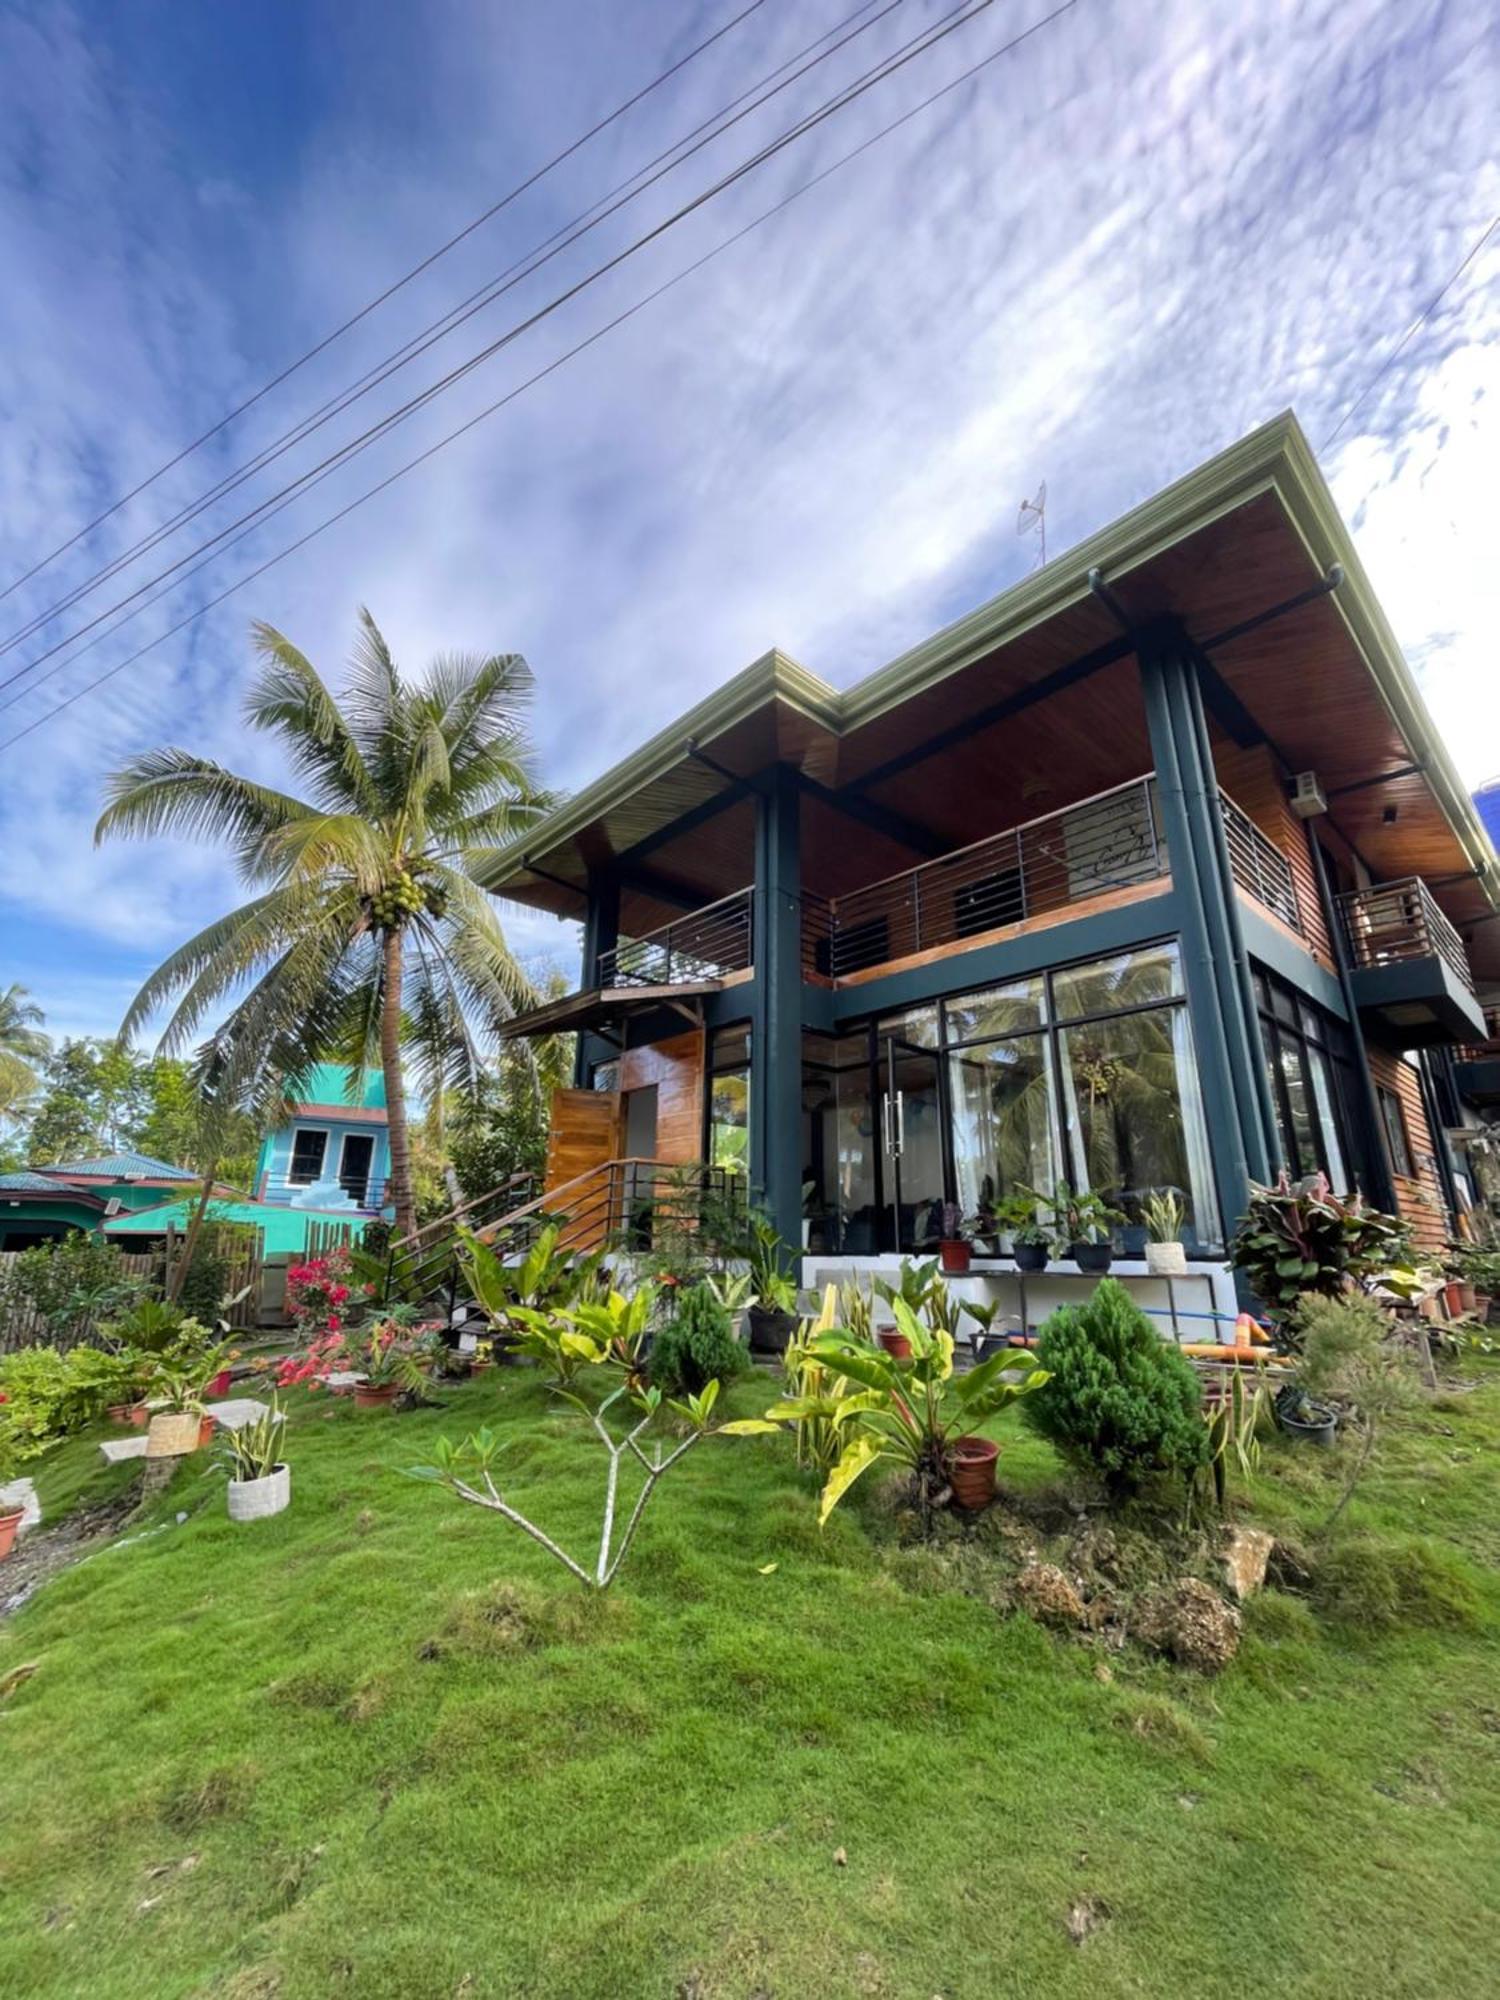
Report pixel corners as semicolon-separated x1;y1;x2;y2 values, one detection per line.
1017;481;1047;569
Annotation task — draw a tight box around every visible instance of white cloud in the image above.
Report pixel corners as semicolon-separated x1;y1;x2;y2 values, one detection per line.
1;0;1497;1041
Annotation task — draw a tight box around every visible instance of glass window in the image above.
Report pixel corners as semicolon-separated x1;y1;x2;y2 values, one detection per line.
707;1024;751;1176
289;1130;327;1184
1278;1040;1320;1174
949;1033;1062;1238
1051;941;1181;1022
1057;999;1220;1246
1378;1086;1414;1179
1254;966;1362;1191
944;974;1047;1043
1305;1045;1349;1190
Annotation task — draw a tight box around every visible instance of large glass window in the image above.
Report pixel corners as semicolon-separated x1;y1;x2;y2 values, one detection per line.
706;1025;750;1176
1254;968;1358;1189
943;939;1219;1251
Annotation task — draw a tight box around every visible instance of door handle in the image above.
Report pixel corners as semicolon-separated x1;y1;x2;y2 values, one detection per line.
881;1094;893;1156
895;1089;906;1157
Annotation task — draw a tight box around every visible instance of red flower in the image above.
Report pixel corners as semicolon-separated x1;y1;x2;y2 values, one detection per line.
327;1313;341;1333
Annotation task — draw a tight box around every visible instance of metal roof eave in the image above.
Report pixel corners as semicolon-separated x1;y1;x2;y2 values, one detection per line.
480;411;1499;922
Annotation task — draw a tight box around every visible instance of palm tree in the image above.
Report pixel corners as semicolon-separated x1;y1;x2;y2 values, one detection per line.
96;612;553;1237
0;983;49;1128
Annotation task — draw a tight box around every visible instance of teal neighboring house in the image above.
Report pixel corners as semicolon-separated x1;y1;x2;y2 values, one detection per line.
103;1065;394;1257
0;1152;200;1252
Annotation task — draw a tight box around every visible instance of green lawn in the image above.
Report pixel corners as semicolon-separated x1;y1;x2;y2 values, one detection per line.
2;1361;1498;2000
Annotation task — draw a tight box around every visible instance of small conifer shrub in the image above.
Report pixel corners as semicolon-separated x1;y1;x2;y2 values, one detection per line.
1022;1277;1208;1493
649;1283;746;1396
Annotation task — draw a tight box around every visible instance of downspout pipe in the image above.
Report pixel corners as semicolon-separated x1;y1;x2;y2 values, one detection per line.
1306;828;1398;1213
1180;647;1281;1177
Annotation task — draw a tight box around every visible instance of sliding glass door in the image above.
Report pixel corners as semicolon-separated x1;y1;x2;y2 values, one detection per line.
878;1012;945;1252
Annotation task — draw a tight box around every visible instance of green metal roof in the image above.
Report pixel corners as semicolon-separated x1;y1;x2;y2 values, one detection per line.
288;1063;387;1110
104;1197;363;1255
42;1151;195;1180
478;411;1500;925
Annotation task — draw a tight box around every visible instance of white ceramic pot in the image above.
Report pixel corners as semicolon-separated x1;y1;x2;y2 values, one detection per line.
145;1410;202;1459
1145;1241;1188;1277
227;1463;291;1522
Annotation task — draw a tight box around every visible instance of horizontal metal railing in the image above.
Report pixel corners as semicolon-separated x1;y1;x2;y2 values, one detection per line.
259;1174;388;1214
598;886;754;988
1337;877;1475;993
810;774;1166;980
1219;789;1301;932
1455;1008;1500;1062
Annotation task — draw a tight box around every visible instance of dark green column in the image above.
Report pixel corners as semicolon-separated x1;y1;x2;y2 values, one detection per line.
573;870;620;1086
749;767;803;1254
1138;626;1268;1246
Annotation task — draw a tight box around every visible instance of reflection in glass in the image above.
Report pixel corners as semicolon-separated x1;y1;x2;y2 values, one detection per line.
949;1034;1062;1241
1051;941;1181;1022
1058;1001;1219;1245
945;975;1047;1042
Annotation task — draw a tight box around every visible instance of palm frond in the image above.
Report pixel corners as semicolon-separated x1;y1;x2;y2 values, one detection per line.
260;813;391;893
94;749;315;882
245;623;380;816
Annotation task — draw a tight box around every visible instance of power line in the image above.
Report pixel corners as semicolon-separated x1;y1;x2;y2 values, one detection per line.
0;0;989;704
0;1;1081;755
0;0;898;667
1322;212;1498;450
0;0;772;609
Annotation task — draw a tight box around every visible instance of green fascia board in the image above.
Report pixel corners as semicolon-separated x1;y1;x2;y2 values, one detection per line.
1236;902;1349;1019
1347;957;1488;1046
105;1197;362;1255
485;411;1500;922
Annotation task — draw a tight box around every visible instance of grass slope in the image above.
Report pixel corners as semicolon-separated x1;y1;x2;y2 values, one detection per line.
1;1366;1498;2000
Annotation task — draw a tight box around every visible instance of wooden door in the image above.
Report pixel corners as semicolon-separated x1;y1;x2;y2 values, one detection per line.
544;1088;623;1248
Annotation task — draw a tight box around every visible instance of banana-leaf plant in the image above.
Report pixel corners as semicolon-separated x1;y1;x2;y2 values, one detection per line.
769;1295;1048;1525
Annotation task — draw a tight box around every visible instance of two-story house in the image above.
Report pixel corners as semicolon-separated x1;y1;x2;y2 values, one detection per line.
473;414;1496;1313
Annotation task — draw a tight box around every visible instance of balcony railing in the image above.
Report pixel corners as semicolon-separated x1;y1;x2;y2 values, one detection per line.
598;886;754;988
1219;790;1301;933
1456;1008;1500;1061
810;774;1166;980
1337;877;1475;993
259;1174;388;1215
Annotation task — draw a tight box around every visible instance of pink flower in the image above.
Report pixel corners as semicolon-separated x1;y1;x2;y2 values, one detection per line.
327;1313;341;1333
329;1284;349;1305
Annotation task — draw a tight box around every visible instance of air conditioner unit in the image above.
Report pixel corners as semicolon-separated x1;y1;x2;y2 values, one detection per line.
1289;771;1327;819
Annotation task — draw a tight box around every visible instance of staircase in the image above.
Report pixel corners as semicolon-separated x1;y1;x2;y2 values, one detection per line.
386;1159;745;1311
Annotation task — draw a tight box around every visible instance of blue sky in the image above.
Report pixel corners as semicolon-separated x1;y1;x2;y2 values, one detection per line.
1;0;1496;1050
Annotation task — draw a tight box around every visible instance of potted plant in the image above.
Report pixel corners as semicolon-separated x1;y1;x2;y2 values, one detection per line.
219;1397;290;1521
1058;1184;1125;1273
144;1334;236;1459
1229;1172;1408;1321
936;1203;972;1276
1141;1189;1188;1277
766;1294;1048;1518
746;1219;799;1356
1274;1380;1338;1447
0;1422;26;1561
343;1315;430;1408
995;1189;1054;1272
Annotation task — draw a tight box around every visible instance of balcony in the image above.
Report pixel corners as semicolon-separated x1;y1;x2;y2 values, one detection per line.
1336;877;1486;1045
1219;790;1301;933
1454;1008;1500;1106
257;1173;388;1217
598;887;754;988
806;774;1168;982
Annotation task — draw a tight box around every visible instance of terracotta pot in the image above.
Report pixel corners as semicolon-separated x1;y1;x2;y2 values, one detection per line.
939;1239;972;1275
1442;1281;1465;1319
0;1506;24;1561
878;1328;912;1360
128;1401;151;1428
354;1381;399;1409
1477;1293;1493;1324
1457;1281;1478;1315
145;1410;202;1459
197;1414;217;1449
949;1436;999;1511
107;1403;133;1425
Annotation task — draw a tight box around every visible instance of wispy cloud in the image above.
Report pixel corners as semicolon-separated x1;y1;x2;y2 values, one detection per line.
1;0;1496;1043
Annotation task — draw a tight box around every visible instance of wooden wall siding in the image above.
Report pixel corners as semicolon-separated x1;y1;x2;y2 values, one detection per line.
1214;740;1333;968
1367;1046;1449;1251
619;1029;706;1167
